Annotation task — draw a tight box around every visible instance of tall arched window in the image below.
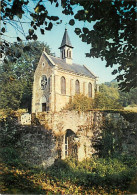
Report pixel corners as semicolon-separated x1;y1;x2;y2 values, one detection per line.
61;76;66;94
69;50;71;58
63;49;65;58
75;80;80;94
62;50;63;59
67;49;69;58
88;82;92;97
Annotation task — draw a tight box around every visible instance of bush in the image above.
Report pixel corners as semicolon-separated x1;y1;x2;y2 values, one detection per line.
46;156;136;190
65;94;93;111
93;92;123;109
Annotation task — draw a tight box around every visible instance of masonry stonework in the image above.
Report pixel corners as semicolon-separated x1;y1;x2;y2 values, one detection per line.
32;29;98;113
30;110;137;163
17;110;137;168
28;29;137;168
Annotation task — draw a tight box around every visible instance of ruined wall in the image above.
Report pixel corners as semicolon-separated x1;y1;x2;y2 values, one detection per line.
16;125;57;168
103;112;137;156
15;110;137;168
33;110;137;161
32;111;103;161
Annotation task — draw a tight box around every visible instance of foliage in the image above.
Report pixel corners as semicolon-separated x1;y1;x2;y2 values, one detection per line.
0;41;50;111
0;115;137;194
65;94;93;111
93;83;122;109
0;155;136;194
64;82;137;111
124;105;137;113
93;92;122;110
93;118;124;157
94;82;137;109
46;157;136;190
119;88;137;107
1;0;137;91
0;117;21;147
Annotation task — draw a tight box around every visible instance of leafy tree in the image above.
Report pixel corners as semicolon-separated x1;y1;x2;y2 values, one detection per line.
1;0;137;91
98;81;137;108
119;88;137;107
0;41;51;111
65;94;93;111
0;61;23;110
93;84;122;109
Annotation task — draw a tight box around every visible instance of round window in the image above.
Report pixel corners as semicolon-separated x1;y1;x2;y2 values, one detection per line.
42;62;45;67
41;75;47;90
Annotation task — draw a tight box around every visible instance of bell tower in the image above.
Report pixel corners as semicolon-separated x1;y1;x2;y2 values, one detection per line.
59;29;73;64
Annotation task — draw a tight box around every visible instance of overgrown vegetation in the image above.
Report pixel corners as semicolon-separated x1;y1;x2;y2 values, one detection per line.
65;82;137;111
0;115;137;194
0;153;136;194
65;94;93;111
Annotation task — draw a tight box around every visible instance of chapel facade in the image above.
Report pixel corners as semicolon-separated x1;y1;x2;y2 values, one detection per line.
32;29;98;113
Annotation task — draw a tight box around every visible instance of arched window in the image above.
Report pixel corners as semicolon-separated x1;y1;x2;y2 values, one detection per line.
69;51;71;58
67;49;71;58
75;80;80;94
62;50;63;59
88;82;92;97
61;76;66;94
67;49;69;58
63;49;65;58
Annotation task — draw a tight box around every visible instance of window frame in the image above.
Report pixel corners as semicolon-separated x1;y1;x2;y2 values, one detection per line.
75;79;80;94
61;76;66;94
88;82;92;97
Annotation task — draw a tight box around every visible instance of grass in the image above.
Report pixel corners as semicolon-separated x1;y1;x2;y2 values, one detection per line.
124;105;137;112
0;153;137;194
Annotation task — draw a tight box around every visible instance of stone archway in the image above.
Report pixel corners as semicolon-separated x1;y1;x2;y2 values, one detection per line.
64;129;78;159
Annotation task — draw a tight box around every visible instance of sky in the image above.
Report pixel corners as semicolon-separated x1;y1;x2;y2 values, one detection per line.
3;0;119;84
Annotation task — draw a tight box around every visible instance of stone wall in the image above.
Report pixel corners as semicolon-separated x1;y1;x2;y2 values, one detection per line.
33;111;102;161
16;110;137;168
32;110;137;161
20;113;31;125
16;125;57;168
32;51;97;113
103;112;137;156
53;69;96;112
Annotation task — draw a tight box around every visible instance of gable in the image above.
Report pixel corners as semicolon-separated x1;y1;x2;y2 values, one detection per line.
35;52;55;76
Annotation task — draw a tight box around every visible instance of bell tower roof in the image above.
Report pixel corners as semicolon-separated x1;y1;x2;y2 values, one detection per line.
59;29;73;49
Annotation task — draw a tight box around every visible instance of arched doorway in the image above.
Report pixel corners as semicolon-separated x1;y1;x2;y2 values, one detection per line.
65;129;78;159
40;96;47;112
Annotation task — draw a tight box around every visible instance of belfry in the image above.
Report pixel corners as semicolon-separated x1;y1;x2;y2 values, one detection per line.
32;29;97;113
59;28;73;64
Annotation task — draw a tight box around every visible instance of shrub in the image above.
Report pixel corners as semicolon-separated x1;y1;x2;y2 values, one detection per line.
65;94;93;111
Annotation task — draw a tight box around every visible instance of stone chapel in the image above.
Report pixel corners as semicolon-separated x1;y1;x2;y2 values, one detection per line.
32;29;98;113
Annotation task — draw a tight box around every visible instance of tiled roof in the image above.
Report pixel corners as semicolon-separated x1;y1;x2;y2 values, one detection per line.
59;29;73;49
50;55;96;79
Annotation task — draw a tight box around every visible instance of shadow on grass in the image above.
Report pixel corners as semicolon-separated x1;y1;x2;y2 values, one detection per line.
46;158;136;192
1;151;137;194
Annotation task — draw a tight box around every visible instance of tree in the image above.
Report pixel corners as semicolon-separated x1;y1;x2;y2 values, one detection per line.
65;94;93;111
119;88;137;107
93;84;122;109
1;0;137;91
0;41;51;111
